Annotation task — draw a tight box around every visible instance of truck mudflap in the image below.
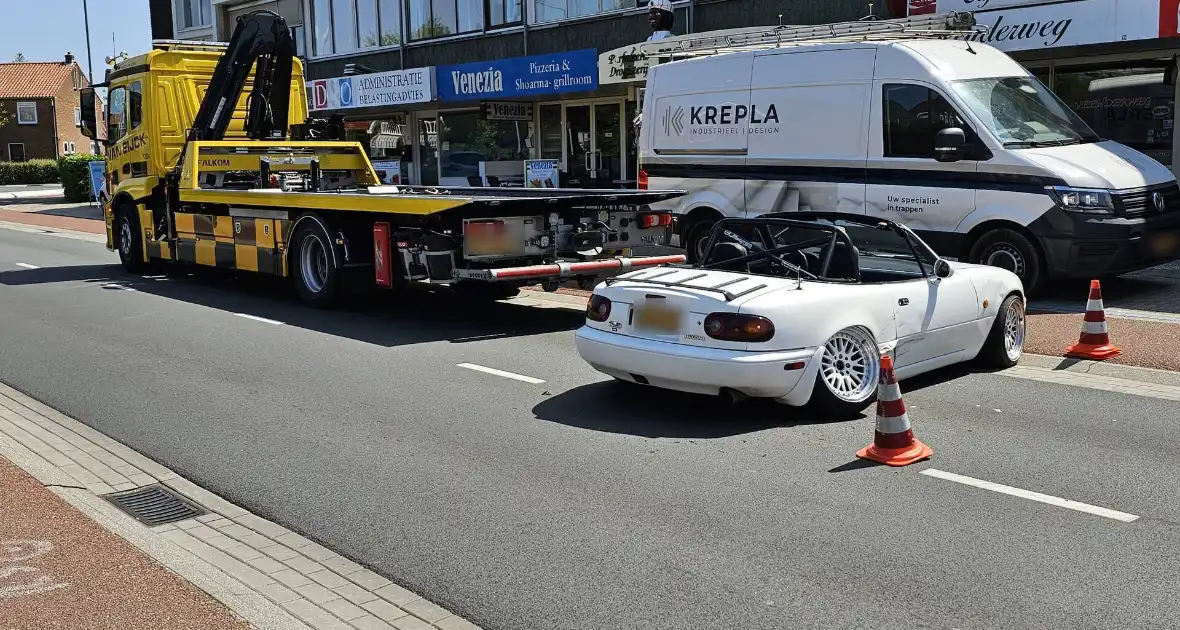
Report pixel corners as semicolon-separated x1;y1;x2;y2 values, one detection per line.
452;255;688;283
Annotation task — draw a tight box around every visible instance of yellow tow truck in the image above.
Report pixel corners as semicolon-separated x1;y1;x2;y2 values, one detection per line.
78;10;684;307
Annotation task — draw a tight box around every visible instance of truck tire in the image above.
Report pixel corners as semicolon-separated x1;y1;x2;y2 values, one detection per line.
685;218;718;264
968;228;1044;296
115;204;147;273
291;219;341;308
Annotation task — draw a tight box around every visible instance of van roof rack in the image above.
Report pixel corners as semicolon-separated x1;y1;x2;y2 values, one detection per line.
152;39;230;52
639;11;983;58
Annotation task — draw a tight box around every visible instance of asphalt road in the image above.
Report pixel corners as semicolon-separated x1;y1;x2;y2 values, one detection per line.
1;227;1178;629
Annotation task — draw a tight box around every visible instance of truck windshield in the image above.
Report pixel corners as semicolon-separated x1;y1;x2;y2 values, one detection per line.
951;76;1103;148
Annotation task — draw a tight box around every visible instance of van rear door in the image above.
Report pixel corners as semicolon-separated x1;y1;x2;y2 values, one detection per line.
745;48;873;217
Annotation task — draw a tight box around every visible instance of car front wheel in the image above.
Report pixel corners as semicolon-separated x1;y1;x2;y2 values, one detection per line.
976;293;1025;369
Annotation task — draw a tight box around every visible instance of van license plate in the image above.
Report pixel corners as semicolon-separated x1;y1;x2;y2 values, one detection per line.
634;304;680;333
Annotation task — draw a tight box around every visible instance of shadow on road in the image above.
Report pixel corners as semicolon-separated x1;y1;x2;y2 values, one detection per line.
532;380;868;439
0;263;585;347
31;204;103;220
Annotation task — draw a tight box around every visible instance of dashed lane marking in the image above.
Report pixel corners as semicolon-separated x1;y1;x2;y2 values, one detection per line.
457;363;546;384
920;468;1139;523
233;313;284;325
14;263;39;269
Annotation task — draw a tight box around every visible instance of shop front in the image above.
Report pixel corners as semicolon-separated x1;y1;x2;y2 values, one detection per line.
307;65;436;185
910;0;1180;177
434;48;638;188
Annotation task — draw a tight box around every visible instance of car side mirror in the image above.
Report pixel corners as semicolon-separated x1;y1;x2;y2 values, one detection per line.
934;259;954;278
934;127;967;163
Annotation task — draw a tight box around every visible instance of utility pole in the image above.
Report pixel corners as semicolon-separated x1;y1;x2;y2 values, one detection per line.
83;0;98;153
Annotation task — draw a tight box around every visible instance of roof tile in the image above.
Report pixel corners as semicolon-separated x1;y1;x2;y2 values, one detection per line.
0;61;84;99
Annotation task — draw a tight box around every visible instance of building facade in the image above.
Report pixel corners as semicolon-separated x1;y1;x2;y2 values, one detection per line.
0;54;99;162
910;0;1180;179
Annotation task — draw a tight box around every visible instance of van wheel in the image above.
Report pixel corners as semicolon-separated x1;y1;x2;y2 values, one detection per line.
685;219;717;264
291;220;341;308
115;205;146;273
968;228;1044;295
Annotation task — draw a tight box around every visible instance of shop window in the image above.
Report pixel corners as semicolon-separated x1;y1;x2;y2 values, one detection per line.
538;105;563;161
1053;66;1174;167
438;111;531;185
882;84;966;159
313;0;402;56
531;0;635;25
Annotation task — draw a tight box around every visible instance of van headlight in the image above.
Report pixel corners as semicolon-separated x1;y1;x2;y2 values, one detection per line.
1047;186;1114;215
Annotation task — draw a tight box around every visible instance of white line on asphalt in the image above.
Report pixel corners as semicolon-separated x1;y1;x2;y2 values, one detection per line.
920;469;1139;523
234;313;284;325
457;363;546;384
15;262;39;269
101;283;136;291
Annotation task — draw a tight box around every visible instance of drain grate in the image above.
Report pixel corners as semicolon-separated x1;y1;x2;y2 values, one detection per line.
103;483;209;526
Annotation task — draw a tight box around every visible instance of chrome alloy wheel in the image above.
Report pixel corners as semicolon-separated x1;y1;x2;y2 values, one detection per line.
299;232;330;294
819;329;879;403
1003;296;1026;362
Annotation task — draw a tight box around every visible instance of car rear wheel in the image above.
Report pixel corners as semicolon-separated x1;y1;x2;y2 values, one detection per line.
807;327;880;420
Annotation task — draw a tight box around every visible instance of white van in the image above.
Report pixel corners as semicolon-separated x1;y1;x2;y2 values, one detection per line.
638;13;1180;294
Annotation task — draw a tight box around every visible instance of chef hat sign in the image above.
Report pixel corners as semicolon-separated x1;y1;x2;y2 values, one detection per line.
646;0;674;38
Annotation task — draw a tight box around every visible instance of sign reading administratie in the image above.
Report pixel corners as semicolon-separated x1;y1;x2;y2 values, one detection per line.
308;66;435;111
437;49;598;102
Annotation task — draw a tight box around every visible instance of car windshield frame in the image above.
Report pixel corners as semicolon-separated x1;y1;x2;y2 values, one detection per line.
949;75;1104;149
698;215;938;284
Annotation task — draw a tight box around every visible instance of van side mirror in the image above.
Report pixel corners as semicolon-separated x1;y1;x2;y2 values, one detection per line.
78;88;105;143
934;127;967;163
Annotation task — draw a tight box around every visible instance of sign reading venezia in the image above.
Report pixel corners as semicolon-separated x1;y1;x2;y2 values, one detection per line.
437;49;598;101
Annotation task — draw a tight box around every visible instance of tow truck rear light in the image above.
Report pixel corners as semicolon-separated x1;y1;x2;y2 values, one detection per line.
586;294;612;322
640;213;672;229
638;169;648;190
467;219;505;235
703;313;775;342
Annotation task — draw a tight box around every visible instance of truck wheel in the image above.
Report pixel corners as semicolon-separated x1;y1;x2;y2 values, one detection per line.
115;205;146;273
291;220;341;308
685;218;717;264
968;228;1044;296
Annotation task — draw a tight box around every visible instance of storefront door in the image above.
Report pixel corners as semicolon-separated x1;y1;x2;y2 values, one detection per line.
539;101;626;187
412;114;440;187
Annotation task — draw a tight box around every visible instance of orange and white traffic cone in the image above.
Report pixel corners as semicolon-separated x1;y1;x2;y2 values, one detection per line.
856;355;932;467
1064;279;1121;360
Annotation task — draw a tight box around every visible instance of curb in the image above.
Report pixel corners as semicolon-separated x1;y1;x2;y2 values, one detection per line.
0;381;485;630
0;220;106;243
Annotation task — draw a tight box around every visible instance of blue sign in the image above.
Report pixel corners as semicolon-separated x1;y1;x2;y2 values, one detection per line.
87;161;106;202
437;49;598;102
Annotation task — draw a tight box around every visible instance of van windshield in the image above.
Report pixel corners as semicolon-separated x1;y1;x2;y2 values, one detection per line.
951;76;1103;148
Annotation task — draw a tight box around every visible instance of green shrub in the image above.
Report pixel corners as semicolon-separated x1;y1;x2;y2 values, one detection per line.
0;159;59;185
56;153;105;202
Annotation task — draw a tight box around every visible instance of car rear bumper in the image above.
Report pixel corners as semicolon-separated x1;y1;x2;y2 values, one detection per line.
574;326;822;403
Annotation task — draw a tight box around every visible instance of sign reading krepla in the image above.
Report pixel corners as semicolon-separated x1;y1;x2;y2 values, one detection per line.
437;49;598;102
662;103;781;137
308;66;435;111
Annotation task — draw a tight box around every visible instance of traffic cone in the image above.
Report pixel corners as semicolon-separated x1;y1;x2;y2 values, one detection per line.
856;355;932;467
1064;279;1121;360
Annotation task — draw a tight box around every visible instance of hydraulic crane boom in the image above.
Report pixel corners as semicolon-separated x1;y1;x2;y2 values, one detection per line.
187;9;295;143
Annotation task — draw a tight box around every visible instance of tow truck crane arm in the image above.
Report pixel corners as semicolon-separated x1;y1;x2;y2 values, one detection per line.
188;9;295;143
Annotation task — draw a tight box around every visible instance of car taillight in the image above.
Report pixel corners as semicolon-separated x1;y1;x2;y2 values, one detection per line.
638;169;648;190
587;294;612;322
703;313;775;342
640;213;672;228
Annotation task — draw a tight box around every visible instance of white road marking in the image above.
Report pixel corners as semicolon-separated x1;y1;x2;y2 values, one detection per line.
457;363;546;384
14;263;39;269
101;283;136;292
234;313;284;325
920;469;1139;523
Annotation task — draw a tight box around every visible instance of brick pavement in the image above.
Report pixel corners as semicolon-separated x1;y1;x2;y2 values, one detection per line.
0;455;251;630
0;381;484;630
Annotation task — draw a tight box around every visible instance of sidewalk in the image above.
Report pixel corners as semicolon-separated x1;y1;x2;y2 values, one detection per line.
0;381;484;630
0;184;64;203
0;455;250;629
0;200;105;235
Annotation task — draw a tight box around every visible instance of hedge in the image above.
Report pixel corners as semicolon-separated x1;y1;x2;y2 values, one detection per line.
0;159;59;185
56;153;105;202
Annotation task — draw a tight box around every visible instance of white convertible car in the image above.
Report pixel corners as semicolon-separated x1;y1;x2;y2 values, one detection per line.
574;213;1026;418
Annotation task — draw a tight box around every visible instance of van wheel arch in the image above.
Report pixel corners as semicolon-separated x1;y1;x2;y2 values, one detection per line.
962;221;1046;294
681;206;725;263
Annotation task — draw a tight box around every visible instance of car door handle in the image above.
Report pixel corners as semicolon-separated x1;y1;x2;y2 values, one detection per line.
898;298;909;306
